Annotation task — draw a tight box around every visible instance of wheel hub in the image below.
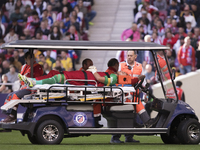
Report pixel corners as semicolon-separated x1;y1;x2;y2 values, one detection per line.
188;124;200;140
42;125;59;141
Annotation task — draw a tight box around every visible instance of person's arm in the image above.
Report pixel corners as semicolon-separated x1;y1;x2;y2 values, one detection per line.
93;72;105;83
192;47;196;70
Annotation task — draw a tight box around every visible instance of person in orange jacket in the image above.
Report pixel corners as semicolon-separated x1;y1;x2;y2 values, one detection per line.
176;81;185;102
110;50;157;143
1;52;43;123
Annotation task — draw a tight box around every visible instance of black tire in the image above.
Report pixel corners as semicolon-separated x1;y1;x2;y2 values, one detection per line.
28;134;39;144
177;118;200;144
161;133;180;144
36;120;64;145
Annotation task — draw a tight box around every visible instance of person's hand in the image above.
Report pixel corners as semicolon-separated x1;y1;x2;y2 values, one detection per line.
87;66;97;74
180;64;183;69
197;41;200;51
192;67;195;71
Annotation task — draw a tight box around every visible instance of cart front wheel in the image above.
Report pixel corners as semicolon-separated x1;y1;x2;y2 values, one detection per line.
177;118;200;144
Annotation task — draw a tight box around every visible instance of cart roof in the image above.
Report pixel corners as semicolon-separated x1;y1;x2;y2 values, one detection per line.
1;40;169;50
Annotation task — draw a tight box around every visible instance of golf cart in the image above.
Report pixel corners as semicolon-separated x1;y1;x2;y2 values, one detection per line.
0;40;199;145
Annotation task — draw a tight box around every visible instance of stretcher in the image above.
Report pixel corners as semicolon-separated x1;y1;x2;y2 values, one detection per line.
1;80;140;112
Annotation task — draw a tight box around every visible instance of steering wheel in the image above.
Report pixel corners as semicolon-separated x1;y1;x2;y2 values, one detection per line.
134;75;145;89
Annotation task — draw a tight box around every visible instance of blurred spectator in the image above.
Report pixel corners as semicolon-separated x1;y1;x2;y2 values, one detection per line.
167;9;179;22
0;74;12;93
40;9;53;27
59;21;67;36
68;25;79;40
71;10;82;28
35;31;48;40
43;62;51;75
164;18;172;30
48;25;62;40
21;28;32;40
166;44;175;68
74;5;83;23
47;4;57;22
171;19;178;35
176;81;185;102
0;10;9;24
173;36;185;67
38;53;46;66
15;0;25;14
52;57;65;71
163;31;176;48
23;4;33;20
185;22;193;34
0;40;5;54
5;0;15;17
83;0;96;27
13;50;24;66
137;10;150;27
36;20;50;36
180;5;196;28
134;6;152;23
67;16;80;32
60;50;72;71
10;6;24;22
26;10;40;34
174;27;187;40
6;65;18;83
18;49;25;61
185;0;200;22
138;25;146;40
0;67;3;82
5;49;13;60
2;60;10;74
9;56;22;72
0;53;6;68
48;0;61;12
31;0;45;18
167;0;180;16
178;36;195;74
34;49;41;61
0;0;7;9
156;20;165;37
152;32;162;45
60;0;73;14
4;28;19;43
153;0;167;12
67;49;78;70
148;12;164;34
56;6;69;22
145;64;155;84
177;16;186;29
140;0;158;16
45;50;55;68
121;23;140;41
6;18;23;36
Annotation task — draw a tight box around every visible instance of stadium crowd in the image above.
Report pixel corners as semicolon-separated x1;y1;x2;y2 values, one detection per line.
0;0;96;92
117;0;200;84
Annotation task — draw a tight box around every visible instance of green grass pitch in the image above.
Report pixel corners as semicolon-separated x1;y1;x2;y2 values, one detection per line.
0;130;199;150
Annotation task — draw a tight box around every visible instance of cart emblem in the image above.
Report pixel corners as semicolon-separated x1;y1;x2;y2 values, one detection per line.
73;112;87;126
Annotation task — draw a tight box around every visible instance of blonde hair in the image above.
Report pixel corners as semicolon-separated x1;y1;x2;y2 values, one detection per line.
144;35;151;42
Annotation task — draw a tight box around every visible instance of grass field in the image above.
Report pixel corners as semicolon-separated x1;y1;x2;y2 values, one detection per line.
0;131;199;150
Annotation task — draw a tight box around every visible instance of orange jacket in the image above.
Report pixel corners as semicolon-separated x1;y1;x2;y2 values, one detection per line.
157;54;170;80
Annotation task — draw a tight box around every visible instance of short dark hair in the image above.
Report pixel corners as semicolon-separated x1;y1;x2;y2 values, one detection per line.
176;81;182;87
82;58;92;67
32;10;38;16
24;51;31;59
107;58;119;67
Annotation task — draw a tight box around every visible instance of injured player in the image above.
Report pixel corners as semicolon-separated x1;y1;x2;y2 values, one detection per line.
18;67;139;88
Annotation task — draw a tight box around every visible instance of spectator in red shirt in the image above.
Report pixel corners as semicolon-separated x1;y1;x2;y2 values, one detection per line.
174;27;187;40
178;36;196;74
163;31;177;48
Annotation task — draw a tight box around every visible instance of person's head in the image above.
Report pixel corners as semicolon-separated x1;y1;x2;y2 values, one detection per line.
74;5;80;13
62;0;68;5
2;60;10;69
78;0;83;7
141;10;147;18
35;0;41;7
9;28;15;36
47;4;52;11
39;53;45;62
186;22;192;29
24;51;35;65
13;50;19;58
9;65;16;74
46;50;51;57
152;32;158;39
166;18;172;24
178;27;184;34
62;6;68;14
36;31;42;39
156;20;162;28
69;25;76;34
145;64;152;73
82;58;93;71
32;10;39;19
131;23;137;31
170;9;176;17
166;31;172;39
2;74;8;82
43;62;50;71
42;9;48;17
176;81;182;87
171;0;177;6
184;36;191;46
14;6;20;14
40;21;46;29
187;31;193;39
107;58;119;71
194;27;200;36
52;26;59;33
23;28;30;36
55;59;62;67
127;50;137;65
172;19;177;27
61;51;67;59
144;35;151;42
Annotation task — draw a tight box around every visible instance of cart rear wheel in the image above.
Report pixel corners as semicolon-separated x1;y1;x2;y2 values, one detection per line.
177;118;200;144
36;120;64;144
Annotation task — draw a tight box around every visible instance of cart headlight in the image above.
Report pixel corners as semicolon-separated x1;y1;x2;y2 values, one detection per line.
186;106;195;113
